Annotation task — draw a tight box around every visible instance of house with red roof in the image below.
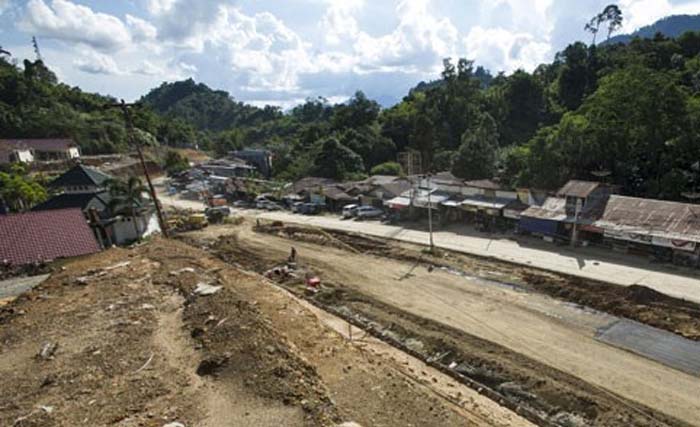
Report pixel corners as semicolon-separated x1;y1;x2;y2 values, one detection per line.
0;208;101;266
0;139;80;164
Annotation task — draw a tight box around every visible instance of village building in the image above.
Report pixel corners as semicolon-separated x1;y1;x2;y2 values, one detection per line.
519;180;611;242
32;164;157;246
591;195;700;265
0;208;101;266
197;158;256;178
0;138;80;164
230;148;273;178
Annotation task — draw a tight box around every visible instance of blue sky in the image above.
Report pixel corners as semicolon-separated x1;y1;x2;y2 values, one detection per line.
1;0;699;107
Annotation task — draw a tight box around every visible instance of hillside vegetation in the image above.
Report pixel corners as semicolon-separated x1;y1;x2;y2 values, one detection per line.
4;26;700;200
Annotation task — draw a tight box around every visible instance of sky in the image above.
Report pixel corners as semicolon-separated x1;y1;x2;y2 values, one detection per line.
1;0;700;108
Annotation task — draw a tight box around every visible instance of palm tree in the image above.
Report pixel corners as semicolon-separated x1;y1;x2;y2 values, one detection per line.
107;177;148;242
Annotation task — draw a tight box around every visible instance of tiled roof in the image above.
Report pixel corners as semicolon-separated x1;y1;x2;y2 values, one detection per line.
49;164;112;188
0;208;101;266
0;138;76;152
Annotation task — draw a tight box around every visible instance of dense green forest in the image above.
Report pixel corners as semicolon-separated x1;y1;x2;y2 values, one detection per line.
4;23;700;200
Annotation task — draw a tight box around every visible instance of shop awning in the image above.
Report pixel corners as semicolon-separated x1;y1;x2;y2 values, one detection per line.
413;190;449;209
460;196;510;210
385;196;411;209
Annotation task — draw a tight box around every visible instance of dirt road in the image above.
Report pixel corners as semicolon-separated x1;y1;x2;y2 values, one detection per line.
154;181;700;304
0;238;529;426
187;222;700;427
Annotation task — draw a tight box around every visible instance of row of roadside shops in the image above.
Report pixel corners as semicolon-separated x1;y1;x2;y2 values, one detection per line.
169;160;700;268
381;173;700;267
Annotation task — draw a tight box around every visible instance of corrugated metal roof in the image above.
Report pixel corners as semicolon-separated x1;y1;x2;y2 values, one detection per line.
0;138;76;152
557;180;601;198
385;196;411;208
460;196;510;210
463;179;505;190
521;197;568;221
594;195;700;242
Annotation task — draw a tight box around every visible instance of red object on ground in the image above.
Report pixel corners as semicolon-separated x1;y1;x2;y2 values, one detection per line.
0;208;101;266
306;277;321;287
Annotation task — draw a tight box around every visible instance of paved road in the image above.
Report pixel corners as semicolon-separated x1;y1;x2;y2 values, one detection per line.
155;190;700;304
0;274;50;300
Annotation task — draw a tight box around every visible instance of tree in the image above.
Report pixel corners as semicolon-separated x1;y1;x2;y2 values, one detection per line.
0;164;47;211
331;91;380;130
586;5;623;44
602;5;623;41
311;137;365;180
163;149;190;175
107;177;148;241
340;127;396;170
451;114;499;179
370;161;403;176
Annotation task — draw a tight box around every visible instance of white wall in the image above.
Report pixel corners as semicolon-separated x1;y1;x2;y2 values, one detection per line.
109;213;159;245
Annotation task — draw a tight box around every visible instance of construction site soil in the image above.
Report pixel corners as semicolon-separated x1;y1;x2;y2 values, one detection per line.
0;237;527;427
179;220;700;427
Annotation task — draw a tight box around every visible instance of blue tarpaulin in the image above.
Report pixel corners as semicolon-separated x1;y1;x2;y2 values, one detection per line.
519;216;559;235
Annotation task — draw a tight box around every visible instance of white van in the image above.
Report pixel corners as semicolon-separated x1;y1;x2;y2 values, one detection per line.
342;204;359;219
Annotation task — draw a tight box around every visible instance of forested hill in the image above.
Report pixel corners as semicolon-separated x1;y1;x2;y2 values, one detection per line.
140;79;282;131
606;15;700;44
5;26;700;201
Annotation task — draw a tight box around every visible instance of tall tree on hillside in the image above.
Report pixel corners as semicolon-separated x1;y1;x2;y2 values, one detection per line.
602;5;623;41
451;113;499;179
585;5;624;44
311;137;365;180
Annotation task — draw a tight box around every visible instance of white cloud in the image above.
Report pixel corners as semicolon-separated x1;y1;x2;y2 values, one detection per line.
126;14;157;42
465;26;550;73
619;0;700;32
20;0;131;51
319;0;363;45
74;50;122;75
10;0;700;108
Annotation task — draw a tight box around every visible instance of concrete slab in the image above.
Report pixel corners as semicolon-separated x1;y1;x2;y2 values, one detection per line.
0;274;50;300
596;319;700;377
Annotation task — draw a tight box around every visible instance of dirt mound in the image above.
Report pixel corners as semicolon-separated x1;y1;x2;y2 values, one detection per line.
0;238;340;427
522;272;700;340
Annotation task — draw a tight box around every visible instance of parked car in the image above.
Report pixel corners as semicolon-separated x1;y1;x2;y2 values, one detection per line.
355;205;384;219
341;204;359;219
232;200;250;208
255;200;269;209
265;202;282;211
291;201;305;213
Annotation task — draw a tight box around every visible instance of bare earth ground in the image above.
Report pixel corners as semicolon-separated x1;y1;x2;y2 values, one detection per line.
0;237;529;427
182;220;700;427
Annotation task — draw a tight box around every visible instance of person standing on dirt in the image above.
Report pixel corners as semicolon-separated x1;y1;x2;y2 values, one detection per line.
289;246;297;263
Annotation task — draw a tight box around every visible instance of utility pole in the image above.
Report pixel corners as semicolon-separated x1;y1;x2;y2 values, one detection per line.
106;100;168;238
570;197;581;247
426;174;434;252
